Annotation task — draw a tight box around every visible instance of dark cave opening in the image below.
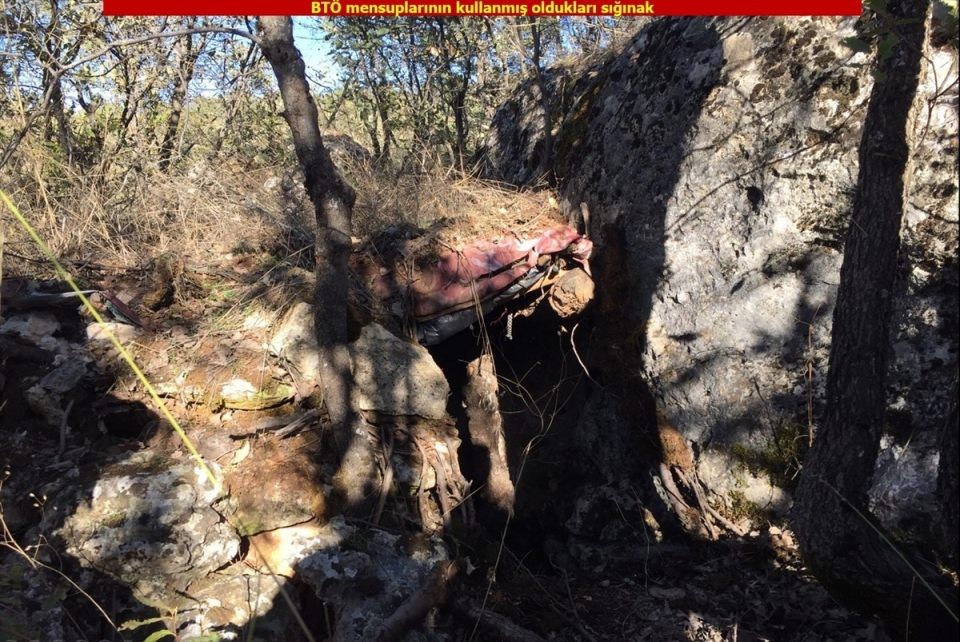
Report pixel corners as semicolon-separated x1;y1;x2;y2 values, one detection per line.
427;294;640;574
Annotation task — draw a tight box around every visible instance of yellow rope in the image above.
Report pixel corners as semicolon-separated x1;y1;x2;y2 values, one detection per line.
1;189;221;492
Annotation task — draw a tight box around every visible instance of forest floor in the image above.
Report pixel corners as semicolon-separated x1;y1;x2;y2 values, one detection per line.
0;163;890;641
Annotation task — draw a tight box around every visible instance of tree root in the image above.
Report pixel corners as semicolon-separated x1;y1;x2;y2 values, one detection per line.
451;596;547;642
374;560;459;642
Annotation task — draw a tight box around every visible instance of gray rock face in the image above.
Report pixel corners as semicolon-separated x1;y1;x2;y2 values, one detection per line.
870;434;942;534
24;353;91;427
697;449;791;515
352;323;450;419
54;449;447;640
269;301;323;387
58;452;239;609
1;312;61;344
479;18;958;530
565;483;652;570
270;307;450;419
167;522;347;640
297;518;449;642
86;321;140;345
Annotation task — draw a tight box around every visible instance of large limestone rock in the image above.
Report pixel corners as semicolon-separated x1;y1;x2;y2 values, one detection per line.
148;517;447;641
352;323;450;419
58;452;239;609
269;302;323;386
270;306;450;419
170;518;449;642
296;519;449;642
479;17;958;530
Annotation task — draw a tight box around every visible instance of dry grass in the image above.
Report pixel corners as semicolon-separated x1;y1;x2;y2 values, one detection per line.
346;160;564;246
2;129;564;287
346;162;567;275
2;145;308;275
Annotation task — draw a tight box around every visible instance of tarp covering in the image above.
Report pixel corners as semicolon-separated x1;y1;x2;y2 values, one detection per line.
372;225;592;321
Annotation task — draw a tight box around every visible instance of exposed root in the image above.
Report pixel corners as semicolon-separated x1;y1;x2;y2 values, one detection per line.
405;423;473;532
453;596;547;642
374;560;459;642
372;426;395;525
463;353;515;514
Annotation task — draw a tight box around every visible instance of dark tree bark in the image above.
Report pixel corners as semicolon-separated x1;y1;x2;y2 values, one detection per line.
435;19;472;169
39;0;73;164
358;65;384;160
937;382;959;568
451;60;471;170
529;19;553;181
258;16;375;509
159;28;204;169
793;0;958;635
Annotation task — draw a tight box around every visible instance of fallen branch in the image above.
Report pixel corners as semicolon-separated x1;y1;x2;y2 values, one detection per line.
234;408;319;438
451;596;546;642
374;560;459;642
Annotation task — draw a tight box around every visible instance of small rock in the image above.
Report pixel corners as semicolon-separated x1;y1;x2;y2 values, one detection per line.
38;358;88;394
649;586;687;601
1;312;60;343
298;521;448;642
86;322;139;344
24;358;89;427
268;302;321;384
219;378;294;410
549;267;595;318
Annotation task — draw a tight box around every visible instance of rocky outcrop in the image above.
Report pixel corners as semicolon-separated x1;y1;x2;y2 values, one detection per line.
270;307;450;419
352;322;450;419
479;17;958;531
1;295;456;640
52;437;449;639
297;519;449;642
58;452;239;609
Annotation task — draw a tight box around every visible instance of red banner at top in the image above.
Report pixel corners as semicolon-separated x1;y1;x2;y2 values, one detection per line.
102;1;862;17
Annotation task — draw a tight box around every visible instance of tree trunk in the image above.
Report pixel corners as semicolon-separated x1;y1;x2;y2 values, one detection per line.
40;0;73;164
452;57;470;172
159;30;202;170
937;381;959;568
793;1;958;635
43;70;73;163
258;16;376;510
530;20;553;181
375;90;395;163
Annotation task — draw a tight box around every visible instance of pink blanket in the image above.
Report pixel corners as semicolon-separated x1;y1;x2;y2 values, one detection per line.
375;225;592;320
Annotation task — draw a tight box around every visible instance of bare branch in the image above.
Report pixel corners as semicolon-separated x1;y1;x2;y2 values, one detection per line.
0;25;260;170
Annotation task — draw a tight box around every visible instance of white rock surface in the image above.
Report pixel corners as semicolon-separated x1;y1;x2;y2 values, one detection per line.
270;305;450;418
352;323;449;419
480;17;957;530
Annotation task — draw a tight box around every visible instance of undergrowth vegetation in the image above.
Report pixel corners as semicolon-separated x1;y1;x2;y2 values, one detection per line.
1;7;640;277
